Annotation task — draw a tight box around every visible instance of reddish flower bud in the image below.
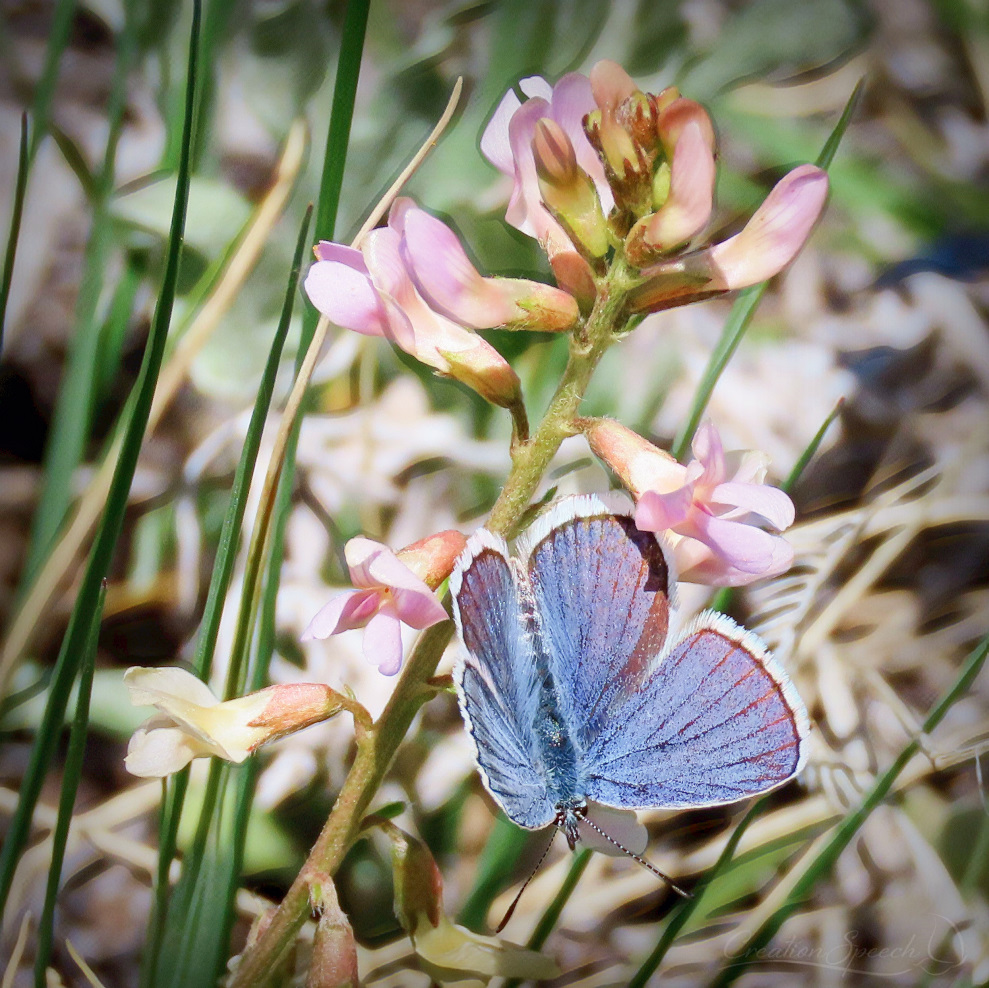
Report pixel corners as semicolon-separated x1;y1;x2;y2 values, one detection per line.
397;530;468;591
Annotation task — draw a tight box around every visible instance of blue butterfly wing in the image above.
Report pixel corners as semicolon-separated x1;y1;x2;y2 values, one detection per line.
522;495;808;810
451;530;556;830
521;495;677;761
583;612;809;808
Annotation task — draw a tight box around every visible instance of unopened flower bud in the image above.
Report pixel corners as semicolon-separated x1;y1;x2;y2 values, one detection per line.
382;821;559;983
656;97;716;162
532;119;610;259
396;531;468;591
586;60;641;176
124;668;345;778
585;418;682;498
625;119;716;263
307;875;360;988
437;341;523;410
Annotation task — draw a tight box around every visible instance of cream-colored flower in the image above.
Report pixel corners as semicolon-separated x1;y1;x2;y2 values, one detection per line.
124;666;342;778
413;915;559;985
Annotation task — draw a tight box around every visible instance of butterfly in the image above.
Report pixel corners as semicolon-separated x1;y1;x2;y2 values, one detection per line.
450;493;810;860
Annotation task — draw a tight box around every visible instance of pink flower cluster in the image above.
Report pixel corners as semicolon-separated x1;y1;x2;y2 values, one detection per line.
305;198;577;413
481;59;829;311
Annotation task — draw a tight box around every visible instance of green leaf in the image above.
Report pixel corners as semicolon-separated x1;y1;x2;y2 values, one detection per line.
678;0;870;98
112;175;252;254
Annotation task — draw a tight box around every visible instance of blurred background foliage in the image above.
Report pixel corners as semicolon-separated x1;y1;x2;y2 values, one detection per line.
1;0;989;985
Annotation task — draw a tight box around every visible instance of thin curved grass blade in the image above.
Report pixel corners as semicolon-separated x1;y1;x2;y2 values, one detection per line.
32;580;106;988
0;113;28;356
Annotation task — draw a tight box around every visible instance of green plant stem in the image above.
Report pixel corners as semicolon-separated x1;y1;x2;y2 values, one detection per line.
486;266;633;536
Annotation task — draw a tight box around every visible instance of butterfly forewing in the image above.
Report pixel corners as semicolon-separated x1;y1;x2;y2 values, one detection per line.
584;611;809;809
451;530;556;830
521;495;676;758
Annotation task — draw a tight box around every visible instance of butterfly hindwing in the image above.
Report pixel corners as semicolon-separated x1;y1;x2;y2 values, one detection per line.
451;530;556;830
583;611;809;809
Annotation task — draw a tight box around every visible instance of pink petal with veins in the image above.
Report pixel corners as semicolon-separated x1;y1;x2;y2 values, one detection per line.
708;164;828;289
691;420;725;485
689;513;791;576
392;586;448;630
344;537;387;587
399;207;516;327
304;260;389;338
643;121;715;249
314;242;368;270
481;87;523;173
365;545;438;597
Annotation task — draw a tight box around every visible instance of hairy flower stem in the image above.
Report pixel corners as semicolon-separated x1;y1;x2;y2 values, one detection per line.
487;264;633;536
229;265;634;987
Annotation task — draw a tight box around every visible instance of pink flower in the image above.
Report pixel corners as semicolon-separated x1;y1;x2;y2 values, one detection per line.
629;164;829;313
625;99;717;262
304;200;576;410
483;61;828;315
481;73;611;301
302;532;464;676
586;418;794;586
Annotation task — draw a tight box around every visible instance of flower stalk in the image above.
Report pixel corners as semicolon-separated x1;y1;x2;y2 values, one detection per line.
229;259;642;988
229;56;830;983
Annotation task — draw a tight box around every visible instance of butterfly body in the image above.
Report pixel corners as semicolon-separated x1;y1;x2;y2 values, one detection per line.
450;494;810;848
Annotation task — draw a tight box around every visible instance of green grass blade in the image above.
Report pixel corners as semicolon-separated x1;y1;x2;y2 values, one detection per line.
816;77;865;172
32;579;106;988
313;0;370;244
781;397;843;495
0;0;200;919
0;112;28;355
629;797;769;987
96;254;145;401
671;282;767;461
672;81;861;461
707;631;989;988
458;816;530;930
28;0;77;158
295;0;371;363
217;209;316;963
21;2;141;587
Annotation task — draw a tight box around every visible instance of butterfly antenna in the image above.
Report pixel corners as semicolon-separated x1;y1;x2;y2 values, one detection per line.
495;829;558;933
578;814;692;899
